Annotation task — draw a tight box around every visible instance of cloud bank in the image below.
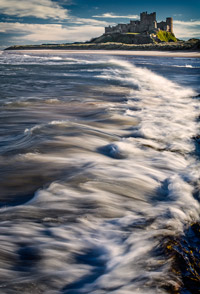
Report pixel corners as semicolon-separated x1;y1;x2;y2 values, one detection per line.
0;22;104;43
0;0;69;19
173;20;200;39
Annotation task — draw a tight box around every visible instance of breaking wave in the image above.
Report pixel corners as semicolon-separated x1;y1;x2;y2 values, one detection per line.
0;51;199;294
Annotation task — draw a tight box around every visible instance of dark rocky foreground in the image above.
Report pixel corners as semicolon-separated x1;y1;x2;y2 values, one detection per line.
163;222;200;294
4;39;200;51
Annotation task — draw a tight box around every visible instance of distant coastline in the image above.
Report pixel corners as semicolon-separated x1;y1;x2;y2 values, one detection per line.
4;38;200;52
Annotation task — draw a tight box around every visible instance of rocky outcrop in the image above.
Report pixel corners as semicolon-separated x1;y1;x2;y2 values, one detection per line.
90;33;154;44
5;40;200;51
5;39;200;51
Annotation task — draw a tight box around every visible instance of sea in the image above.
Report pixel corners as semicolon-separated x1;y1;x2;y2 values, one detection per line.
0;50;200;294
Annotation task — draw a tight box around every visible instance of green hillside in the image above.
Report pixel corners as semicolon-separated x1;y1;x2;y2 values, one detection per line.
156;30;177;42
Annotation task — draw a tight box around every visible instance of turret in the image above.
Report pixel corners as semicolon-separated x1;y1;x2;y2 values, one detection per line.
166;17;173;33
151;12;156;22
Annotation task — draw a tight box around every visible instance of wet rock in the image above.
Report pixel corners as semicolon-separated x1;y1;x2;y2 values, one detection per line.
97;143;127;159
164;223;200;294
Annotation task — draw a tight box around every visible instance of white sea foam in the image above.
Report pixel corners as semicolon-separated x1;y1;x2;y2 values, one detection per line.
173;64;195;68
1;53;200;293
96;59;199;153
24;120;70;133
24;125;43;134
50;56;63;60
21;166;199;293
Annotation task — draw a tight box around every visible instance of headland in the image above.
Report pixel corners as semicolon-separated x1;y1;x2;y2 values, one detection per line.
4;11;200;52
5;40;200;52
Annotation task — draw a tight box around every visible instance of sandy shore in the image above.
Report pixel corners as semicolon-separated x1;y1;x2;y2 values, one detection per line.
5;49;200;58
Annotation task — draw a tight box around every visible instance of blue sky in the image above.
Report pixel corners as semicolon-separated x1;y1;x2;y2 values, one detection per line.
0;0;200;49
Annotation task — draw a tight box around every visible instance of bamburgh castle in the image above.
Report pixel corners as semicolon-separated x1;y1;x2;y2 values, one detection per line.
105;12;173;35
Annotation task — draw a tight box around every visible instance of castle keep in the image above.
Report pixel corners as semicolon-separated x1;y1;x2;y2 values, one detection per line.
105;12;173;35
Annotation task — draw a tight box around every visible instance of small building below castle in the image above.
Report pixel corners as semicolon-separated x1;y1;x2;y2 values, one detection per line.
105;12;173;35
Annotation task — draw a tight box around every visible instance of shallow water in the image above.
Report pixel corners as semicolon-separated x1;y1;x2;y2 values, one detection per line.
0;50;200;294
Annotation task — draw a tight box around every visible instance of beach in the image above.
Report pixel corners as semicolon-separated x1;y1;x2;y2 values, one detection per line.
6;48;200;58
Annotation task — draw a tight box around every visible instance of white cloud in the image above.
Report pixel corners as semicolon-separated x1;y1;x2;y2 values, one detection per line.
0;22;104;43
70;17;112;26
0;0;69;19
93;13;139;19
174;20;200;26
173;20;200;39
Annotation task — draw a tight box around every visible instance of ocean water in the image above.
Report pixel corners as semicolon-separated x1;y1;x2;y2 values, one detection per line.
0;50;200;294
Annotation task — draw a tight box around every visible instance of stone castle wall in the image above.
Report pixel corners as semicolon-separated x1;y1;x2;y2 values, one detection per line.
105;12;173;35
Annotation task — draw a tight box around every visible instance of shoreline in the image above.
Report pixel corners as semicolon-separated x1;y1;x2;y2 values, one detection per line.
4;39;200;56
4;49;200;58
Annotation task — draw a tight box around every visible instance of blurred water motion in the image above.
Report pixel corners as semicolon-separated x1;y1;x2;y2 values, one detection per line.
0;50;200;294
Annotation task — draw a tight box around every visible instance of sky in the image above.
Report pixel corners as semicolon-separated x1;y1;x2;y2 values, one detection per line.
0;0;200;49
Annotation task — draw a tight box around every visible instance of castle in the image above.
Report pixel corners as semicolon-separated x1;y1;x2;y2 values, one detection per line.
105;12;173;35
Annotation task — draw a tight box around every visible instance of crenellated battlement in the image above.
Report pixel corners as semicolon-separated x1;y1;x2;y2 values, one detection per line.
105;12;173;35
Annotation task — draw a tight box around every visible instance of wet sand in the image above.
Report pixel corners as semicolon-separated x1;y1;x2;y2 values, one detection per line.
6;49;200;58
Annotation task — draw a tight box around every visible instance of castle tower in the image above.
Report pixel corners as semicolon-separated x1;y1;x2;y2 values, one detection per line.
140;12;156;23
140;11;147;22
151;12;156;22
166;17;173;33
